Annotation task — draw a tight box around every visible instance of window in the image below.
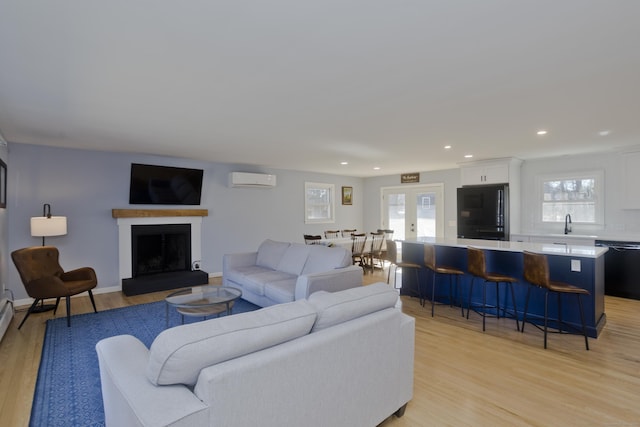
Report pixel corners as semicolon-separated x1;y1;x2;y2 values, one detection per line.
304;182;335;224
537;170;603;224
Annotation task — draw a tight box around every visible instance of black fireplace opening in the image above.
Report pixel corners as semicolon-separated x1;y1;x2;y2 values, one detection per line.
131;224;191;277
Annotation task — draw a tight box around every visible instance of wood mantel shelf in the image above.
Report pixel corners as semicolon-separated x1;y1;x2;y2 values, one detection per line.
112;209;208;218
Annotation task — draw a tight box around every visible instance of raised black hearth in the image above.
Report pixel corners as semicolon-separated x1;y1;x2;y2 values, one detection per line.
122;223;207;296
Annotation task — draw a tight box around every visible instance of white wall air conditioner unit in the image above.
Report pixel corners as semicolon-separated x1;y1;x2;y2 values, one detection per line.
229;172;277;188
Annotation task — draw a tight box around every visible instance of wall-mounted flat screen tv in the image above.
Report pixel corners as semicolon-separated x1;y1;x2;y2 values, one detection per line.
129;163;204;205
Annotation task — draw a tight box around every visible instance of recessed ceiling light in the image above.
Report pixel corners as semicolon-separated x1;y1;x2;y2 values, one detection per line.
598;130;611;136
373;166;381;170
444;145;452;149
340;161;349;165
537;130;548;136
464;154;473;158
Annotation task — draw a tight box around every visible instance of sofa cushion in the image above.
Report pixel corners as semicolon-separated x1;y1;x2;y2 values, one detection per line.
264;279;297;304
242;270;297;296
276;243;311;276
256;239;290;270
307;282;399;332
224;265;272;284
301;245;352;275
147;300;317;386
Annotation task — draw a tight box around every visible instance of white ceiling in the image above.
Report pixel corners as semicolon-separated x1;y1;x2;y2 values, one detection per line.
1;1;639;177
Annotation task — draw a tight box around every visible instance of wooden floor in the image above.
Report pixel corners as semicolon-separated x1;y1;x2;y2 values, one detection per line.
1;270;640;426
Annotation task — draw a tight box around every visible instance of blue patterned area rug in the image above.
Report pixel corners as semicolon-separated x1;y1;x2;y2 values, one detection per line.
30;298;260;427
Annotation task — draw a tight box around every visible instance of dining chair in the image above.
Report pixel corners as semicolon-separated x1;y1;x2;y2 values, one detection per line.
351;233;368;270
303;234;322;245
367;231;385;273
324;230;340;239
342;229;357;237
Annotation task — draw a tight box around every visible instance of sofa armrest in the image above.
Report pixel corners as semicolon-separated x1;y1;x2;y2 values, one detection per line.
223;252;258;271
96;335;208;427
295;265;364;300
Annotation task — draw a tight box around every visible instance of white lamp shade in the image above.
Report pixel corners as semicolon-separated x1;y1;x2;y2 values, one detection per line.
30;216;68;237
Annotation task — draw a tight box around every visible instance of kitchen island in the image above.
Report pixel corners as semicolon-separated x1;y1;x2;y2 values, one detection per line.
399;238;607;338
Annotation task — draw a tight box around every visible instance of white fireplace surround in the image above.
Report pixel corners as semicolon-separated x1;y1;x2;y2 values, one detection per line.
116;216;203;284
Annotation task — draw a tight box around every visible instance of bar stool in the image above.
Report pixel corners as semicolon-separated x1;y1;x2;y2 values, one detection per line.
522;251;590;350
423;243;465;317
384;240;422;302
466;247;520;332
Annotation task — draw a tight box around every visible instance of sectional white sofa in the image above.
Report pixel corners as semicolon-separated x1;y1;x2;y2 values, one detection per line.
222;239;364;307
96;283;415;427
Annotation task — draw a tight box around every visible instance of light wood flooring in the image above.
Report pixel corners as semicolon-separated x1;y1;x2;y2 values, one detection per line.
1;270;640;426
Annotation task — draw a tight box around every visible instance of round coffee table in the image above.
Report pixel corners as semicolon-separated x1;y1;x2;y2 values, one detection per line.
165;285;242;327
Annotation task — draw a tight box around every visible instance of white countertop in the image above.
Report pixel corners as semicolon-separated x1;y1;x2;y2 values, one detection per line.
403;237;608;258
518;232;640;243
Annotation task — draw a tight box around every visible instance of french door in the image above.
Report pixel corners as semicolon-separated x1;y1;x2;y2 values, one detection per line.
381;184;444;240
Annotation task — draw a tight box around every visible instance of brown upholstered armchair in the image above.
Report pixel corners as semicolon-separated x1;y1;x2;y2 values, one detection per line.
11;246;98;329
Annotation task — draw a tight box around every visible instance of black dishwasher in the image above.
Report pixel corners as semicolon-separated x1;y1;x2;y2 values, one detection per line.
595;240;640;300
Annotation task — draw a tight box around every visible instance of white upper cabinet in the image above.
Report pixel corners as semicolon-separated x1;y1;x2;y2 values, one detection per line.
460;158;519;186
622;151;640;209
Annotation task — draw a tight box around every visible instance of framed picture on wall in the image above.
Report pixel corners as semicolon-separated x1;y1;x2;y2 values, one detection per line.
0;159;6;209
342;186;353;205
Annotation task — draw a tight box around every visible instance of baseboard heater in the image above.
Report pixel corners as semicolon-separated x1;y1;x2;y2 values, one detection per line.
122;270;209;296
0;296;14;343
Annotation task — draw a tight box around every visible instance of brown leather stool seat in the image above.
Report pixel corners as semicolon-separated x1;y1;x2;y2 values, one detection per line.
466;247;520;332
522;251;590;350
384;240;422;301
423;243;465;317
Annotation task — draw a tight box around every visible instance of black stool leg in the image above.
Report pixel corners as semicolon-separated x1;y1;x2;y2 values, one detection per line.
509;282;520;331
466;277;475;320
456;276;464;317
521;287;532;333
577;294;589;350
544;291;550;349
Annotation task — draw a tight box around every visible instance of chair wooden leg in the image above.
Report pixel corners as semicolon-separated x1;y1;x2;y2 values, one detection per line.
66;296;71;327
17;299;41;330
53;297;61;314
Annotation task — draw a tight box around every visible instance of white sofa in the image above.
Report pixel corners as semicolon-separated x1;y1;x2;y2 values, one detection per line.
222;239;364;307
96;283;415;427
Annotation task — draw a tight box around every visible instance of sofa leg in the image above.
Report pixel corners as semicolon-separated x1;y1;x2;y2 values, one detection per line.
394;403;408;418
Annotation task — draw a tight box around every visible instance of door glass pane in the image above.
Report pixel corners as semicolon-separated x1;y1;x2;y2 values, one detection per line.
416;192;436;238
387;193;405;241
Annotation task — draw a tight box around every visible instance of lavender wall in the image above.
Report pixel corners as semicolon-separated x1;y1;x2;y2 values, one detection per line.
6;143;364;301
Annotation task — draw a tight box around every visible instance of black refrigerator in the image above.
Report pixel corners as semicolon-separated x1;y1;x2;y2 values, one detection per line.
457;184;509;240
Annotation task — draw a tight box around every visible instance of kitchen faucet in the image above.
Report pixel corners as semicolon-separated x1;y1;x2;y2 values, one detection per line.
564;214;572;234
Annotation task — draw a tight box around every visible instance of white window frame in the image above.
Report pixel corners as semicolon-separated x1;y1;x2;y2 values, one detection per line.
535;170;604;225
304;182;335;224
